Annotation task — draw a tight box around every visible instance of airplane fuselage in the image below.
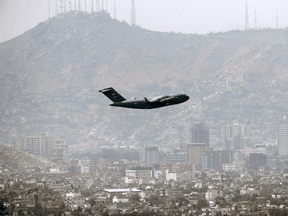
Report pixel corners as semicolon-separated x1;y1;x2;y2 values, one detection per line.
109;94;189;109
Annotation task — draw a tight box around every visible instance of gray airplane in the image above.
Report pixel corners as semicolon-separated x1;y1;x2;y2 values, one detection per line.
99;87;189;109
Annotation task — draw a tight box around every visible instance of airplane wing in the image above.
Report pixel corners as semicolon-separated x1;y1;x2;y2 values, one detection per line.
99;87;126;102
149;95;170;102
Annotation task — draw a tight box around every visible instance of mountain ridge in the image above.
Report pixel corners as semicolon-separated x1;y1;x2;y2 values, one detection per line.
1;11;288;148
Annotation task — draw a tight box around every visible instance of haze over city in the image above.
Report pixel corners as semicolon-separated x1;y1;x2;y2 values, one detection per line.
1;0;288;43
2;0;288;215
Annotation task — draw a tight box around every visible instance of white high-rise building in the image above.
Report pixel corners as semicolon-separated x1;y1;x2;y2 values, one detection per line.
19;135;55;158
278;120;288;156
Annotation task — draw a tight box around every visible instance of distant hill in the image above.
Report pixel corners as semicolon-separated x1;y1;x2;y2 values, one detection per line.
0;144;53;168
1;11;288;148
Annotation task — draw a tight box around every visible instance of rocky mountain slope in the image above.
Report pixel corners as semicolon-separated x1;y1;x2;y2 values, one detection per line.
1;11;288;149
0;144;53;168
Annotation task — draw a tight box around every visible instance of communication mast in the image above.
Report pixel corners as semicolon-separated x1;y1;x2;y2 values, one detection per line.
69;0;72;11
276;9;279;29
245;1;249;30
254;10;257;29
58;0;65;14
131;0;136;26
114;0;116;18
78;0;81;11
48;1;50;18
56;0;58;15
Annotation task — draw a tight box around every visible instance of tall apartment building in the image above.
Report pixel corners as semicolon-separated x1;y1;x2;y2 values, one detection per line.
191;122;209;147
19;135;55;158
187;143;207;166
53;141;68;162
203;151;233;171
223;123;250;150
278;120;288;157
145;147;159;165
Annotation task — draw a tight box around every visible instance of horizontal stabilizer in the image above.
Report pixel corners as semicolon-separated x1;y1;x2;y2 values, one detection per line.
99;87;126;102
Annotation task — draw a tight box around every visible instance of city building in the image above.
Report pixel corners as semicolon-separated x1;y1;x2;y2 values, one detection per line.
166;153;188;163
19;134;55;158
248;153;267;169
80;165;90;174
223;123;251;150
165;163;195;182
205;189;223;202
278;119;288;157
166;169;195;182
145;146;159;165
187;143;207;166
125;167;153;183
53;140;68;162
244;144;267;156
203;151;233;171
191;122;209;147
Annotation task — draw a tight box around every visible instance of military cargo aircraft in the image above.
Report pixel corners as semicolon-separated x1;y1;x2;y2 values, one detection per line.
99;87;189;109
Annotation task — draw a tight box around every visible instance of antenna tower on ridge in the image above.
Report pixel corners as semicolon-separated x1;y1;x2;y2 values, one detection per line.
78;0;81;11
131;0;137;26
276;9;279;29
245;1;249;30
48;1;51;18
114;0;116;18
254;10;257;29
58;0;65;13
69;0;72;11
56;0;58;15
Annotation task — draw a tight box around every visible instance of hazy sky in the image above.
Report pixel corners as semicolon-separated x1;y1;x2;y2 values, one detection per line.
0;0;287;43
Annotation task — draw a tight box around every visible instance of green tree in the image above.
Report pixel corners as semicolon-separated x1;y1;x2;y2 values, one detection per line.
130;193;140;202
200;172;207;180
102;210;109;216
33;203;43;216
195;197;209;210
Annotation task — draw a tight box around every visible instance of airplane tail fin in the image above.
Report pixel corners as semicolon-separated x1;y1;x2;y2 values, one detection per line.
99;87;126;102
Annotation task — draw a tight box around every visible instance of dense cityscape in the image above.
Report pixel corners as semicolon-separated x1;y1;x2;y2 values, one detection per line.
1;120;288;215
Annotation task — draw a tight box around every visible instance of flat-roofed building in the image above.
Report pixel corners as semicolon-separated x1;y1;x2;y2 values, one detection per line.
19;134;55;158
167;153;187;163
191;122;209;147
203;151;233;171
125;167;153;183
278;120;288;157
187;143;207;166
145;147;159;165
53;140;68;162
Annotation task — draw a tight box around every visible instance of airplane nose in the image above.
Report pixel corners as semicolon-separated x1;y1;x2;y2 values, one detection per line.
185;95;189;101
